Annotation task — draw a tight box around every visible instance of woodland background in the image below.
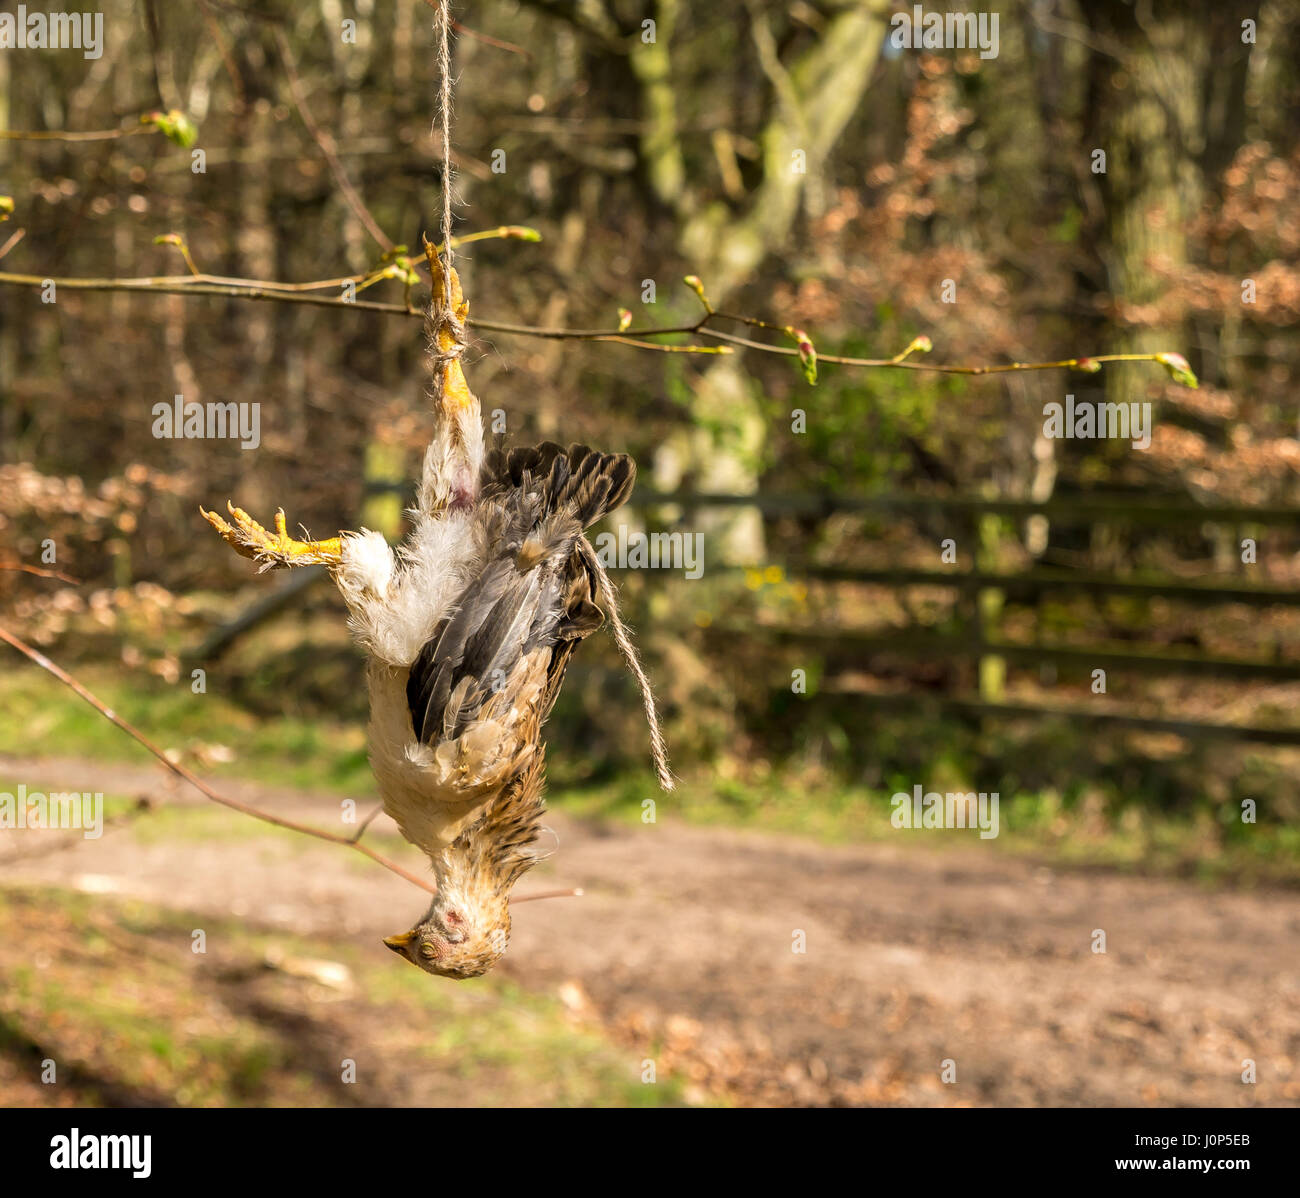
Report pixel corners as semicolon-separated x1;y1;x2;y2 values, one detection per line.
1;0;1299;1107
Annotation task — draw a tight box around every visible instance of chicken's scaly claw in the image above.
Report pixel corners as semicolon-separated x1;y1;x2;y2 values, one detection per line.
201;501;343;569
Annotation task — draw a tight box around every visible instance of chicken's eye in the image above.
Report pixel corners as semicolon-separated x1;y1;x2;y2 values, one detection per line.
419;943;437;959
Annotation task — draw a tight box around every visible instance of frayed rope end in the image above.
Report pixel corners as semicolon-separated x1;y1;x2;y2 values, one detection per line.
580;539;674;792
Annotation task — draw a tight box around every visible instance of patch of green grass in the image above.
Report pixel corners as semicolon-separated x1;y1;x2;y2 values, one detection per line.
551;772;1300;888
0;667;372;794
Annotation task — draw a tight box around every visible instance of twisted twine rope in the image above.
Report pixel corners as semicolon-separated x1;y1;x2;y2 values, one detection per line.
580;540;675;793
428;0;466;379
435;0;455;277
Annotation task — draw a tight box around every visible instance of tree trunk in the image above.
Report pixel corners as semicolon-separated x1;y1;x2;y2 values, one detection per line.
634;1;890;563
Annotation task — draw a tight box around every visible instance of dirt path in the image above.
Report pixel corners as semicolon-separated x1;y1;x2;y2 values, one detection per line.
3;753;1297;1106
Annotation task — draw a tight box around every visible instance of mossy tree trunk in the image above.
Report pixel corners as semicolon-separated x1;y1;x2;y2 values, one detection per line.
1081;1;1210;410
631;1;890;564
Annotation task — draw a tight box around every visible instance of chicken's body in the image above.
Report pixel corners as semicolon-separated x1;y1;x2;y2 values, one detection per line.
202;251;635;978
344;439;631;975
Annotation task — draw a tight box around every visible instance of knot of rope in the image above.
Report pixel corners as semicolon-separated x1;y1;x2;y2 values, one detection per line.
427;283;468;372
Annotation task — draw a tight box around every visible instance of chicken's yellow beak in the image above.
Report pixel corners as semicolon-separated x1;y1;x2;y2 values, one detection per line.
383;930;417;955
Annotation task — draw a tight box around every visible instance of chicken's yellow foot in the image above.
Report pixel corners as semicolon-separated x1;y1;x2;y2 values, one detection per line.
423;235;475;415
200;501;343;569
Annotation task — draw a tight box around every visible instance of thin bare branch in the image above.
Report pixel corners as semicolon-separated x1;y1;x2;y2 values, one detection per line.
271;26;395;252
0;562;81;584
0;624;581;906
0;622;436;896
511;887;584;904
0;125;149;142
450;18;532;59
0;269;1196;383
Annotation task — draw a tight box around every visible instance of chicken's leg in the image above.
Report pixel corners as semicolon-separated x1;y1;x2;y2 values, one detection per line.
200;501;343;569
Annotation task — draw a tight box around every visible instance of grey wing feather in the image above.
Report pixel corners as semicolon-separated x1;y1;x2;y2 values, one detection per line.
406;443;635;746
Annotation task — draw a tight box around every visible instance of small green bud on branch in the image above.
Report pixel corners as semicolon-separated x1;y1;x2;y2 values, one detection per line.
1155;352;1198;389
683;275;714;313
140;110;199;149
891;335;932;363
792;328;817;385
153;233;200;276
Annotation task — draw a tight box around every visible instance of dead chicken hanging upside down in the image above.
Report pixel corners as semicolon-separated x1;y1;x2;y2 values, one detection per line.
202;250;663;979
